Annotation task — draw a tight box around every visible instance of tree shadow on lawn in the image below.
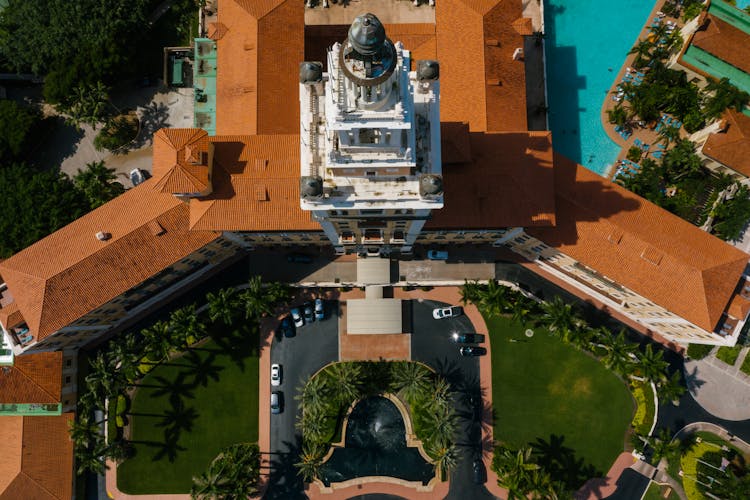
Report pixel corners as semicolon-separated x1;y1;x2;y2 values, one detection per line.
263;436;307;500
529;434;601;492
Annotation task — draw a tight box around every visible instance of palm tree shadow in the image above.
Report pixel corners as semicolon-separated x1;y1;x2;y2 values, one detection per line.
184;350;223;387
263;436;306;500
150;432;187;463
530;434;601;492
149;373;196;409
431;357;463;389
683;364;705;393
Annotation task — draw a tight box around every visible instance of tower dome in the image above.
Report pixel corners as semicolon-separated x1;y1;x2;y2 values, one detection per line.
348;13;386;57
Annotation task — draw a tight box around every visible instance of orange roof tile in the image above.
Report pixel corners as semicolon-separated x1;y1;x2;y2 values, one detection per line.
691;14;750;78
511;17;533;36
527;153;750;331
152;129;210;194
207;22;228;40
189;135;318;231
428;131;555;228
215;0;304;135
0;182;220;340
0;414;74;500
0;302;24;331
0;353;62;404
702;109;750;177
0;413;73;500
728;293;750;320
436;0;528;132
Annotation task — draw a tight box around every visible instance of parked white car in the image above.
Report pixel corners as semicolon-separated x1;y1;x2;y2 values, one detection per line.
271;363;282;386
432;306;463;320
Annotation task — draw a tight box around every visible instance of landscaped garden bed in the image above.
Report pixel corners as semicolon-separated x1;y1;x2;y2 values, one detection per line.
679;431;750;500
715;345;743;366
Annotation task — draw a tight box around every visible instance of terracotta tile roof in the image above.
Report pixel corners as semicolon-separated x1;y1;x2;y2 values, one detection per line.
189;135;318;231
215;0;304;135
702;109;750;176
0;183;220;340
428;131;555;229
728;293;750;320
0;414;74;500
0;302;24;330
152;129;210;194
0;353;62;404
691;14;750;77
207;22;228;40
436;0;528;132
440;122;473;164
511;17;533;36
527;153;750;331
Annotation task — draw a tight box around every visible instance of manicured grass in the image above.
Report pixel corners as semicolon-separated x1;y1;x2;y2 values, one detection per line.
644;481;679;500
741;352;750;376
488;315;633;474
686;343;714;360
117;325;259;494
715;345;742;366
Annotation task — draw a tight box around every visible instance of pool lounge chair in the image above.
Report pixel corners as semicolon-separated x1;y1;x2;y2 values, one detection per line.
652;150;663;159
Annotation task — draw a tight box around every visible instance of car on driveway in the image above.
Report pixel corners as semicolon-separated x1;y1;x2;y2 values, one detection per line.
270;391;283;414
314;298;324;320
472;458;487;484
287;253;313;264
433;306;463;319
303;302;314;324
451;333;485;344
290;308;304;328
271;363;282;386
460;346;487;357
279;316;295;338
427;249;448;260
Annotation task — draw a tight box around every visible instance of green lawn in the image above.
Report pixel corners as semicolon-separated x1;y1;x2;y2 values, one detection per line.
488;316;633;475
716;345;743;366
117;325;259;494
644;481;679;500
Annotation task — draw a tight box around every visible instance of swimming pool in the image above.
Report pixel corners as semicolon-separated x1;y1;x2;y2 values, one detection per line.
544;0;654;175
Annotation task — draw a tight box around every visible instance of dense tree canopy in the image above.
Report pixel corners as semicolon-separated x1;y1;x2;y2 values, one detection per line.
0;100;41;163
0;163;91;257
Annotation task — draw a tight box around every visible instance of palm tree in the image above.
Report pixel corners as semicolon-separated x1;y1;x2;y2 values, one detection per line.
169;304;206;349
64;81;111;130
510;297;534;326
141;320;173;363
704;77;750;120
296;403;329;443
637;344;669;384
607;103;629;127
206;287;239;326
73;160;125;208
427;442;459;478
492;445;540;500
656;370;686;404
390;361;431;403
459;280;482;306
75;446;108;475
295;441;326;482
238;276;274;320
539;296;582;342
68;415;100;450
109;336;140;385
85;351;123;399
431;376;452;407
296;375;330;413
324;362;362;405
600;330;638;376
191;465;230;500
192;443;260;499
264;280;291;309
480;280;511;317
648;428;679;465
628;39;653;69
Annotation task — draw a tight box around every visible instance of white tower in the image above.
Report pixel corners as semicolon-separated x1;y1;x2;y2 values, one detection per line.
299;13;442;255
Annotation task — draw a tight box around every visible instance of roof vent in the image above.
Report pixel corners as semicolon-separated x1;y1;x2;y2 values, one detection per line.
417;60;439;81
420;174;443;196
96;231;111;242
300;176;323;198
299;61;323;84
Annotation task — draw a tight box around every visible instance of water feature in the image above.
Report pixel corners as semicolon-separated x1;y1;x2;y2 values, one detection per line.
318;396;434;486
544;0;654;175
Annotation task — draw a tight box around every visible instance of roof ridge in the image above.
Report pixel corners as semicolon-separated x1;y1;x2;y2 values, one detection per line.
17;469;59;500
13;363;59;402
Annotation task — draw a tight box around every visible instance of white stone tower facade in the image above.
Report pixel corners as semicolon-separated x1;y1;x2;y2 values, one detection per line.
299;13;442;255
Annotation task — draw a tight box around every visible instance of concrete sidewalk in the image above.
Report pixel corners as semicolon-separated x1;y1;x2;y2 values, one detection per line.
685;347;750;421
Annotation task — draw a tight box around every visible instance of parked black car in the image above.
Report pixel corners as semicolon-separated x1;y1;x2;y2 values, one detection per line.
451;333;485;344
472;458;487;484
278;316;295;338
459;346;487;357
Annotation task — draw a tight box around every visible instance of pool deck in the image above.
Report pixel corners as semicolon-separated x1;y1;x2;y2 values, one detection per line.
599;0;688;180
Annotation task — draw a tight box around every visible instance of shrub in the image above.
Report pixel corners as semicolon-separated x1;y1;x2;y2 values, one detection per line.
630;381;655;436
716;345;742;366
626;146;642;162
686;343;713;360
115;394;128;416
116;415;125;428
94;115;138;152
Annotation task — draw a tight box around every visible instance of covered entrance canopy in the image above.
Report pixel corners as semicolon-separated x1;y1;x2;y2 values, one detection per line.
346;298;403;334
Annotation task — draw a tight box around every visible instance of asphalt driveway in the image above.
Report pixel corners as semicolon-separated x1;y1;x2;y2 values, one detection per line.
266;300;339;499
411;299;498;500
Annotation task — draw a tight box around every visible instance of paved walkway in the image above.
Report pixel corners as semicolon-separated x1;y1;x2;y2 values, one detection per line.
685;346;750;421
575;452;638;500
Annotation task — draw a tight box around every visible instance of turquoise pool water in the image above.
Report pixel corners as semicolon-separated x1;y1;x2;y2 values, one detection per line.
544;0;654;175
737;0;750;10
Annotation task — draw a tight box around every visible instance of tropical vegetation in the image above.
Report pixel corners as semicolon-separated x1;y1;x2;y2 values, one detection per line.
190;443;261;500
71;277;289;493
678;432;750;500
295;360;458;482
0;99;41;163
